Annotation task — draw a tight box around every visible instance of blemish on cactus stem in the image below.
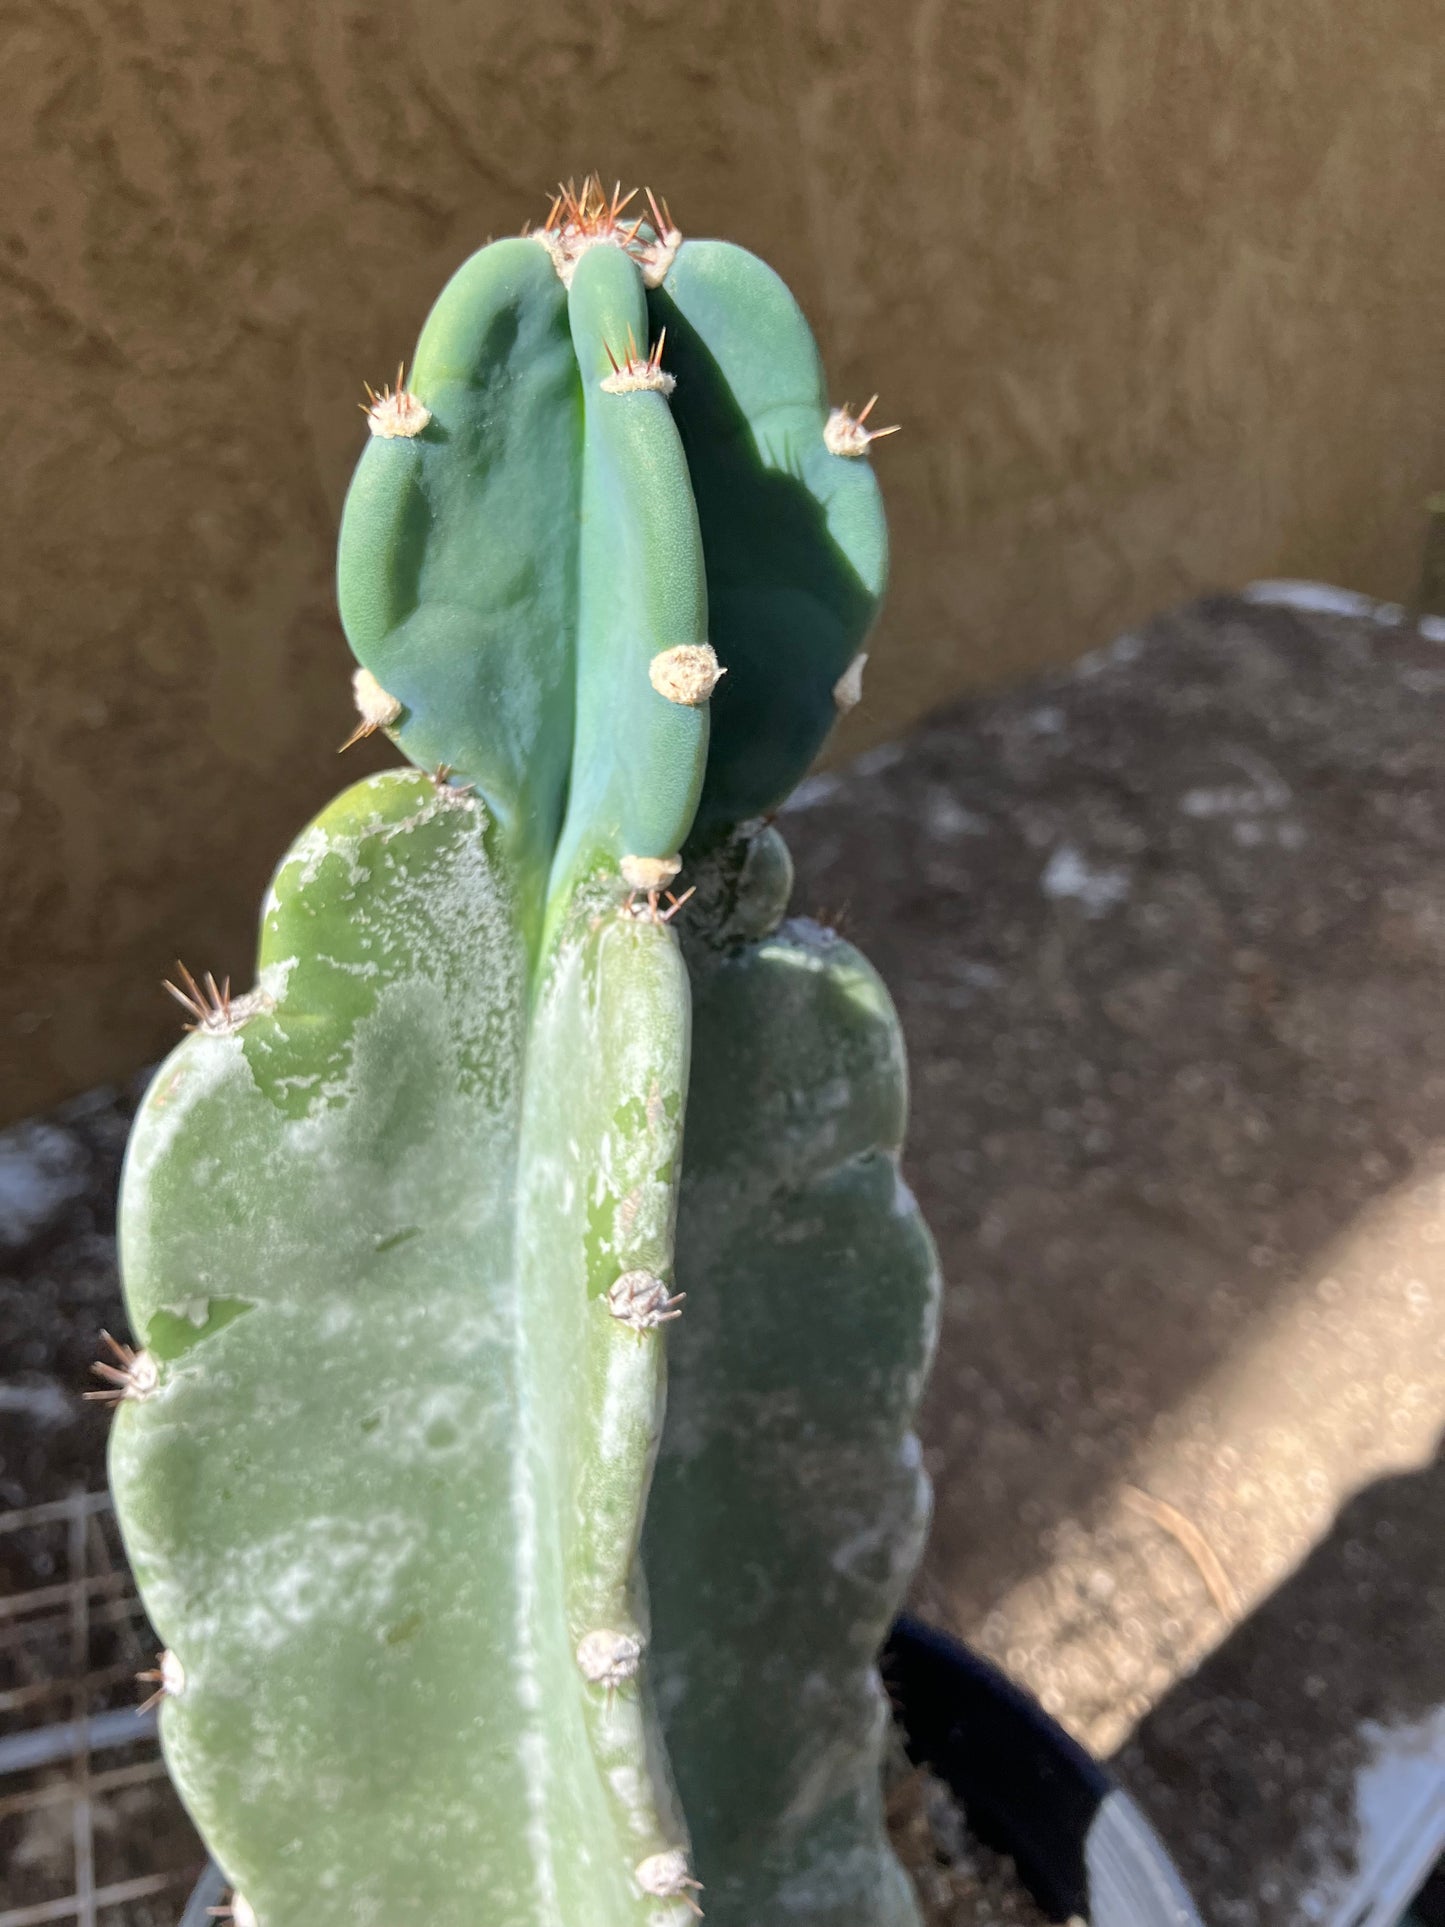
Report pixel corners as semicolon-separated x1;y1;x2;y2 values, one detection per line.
339;667;403;751
634;1849;703;1915
361;365;431;440
608;1270;686;1331
137;1648;185;1712
833;652;868;713
600;327;676;397
650;644;724;707
149;1067;187;1112
576;1628;644;1688
616;1185;644;1245
163;962;272;1036
85;1331;159;1405
823;395;900;459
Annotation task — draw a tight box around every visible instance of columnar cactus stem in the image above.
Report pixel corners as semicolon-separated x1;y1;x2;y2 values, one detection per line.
107;177;931;1927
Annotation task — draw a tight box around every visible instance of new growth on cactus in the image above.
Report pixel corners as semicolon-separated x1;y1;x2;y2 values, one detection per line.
106;176;938;1927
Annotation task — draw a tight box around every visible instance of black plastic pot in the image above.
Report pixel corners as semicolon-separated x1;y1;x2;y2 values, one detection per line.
182;1616;1203;1927
884;1614;1203;1925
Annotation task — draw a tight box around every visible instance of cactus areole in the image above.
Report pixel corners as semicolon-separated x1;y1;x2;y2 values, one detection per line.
108;178;939;1927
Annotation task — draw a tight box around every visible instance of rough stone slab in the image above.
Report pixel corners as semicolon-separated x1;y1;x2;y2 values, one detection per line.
782;590;1445;1925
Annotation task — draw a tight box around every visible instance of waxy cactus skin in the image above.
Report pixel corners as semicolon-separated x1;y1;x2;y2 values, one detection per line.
107;179;934;1927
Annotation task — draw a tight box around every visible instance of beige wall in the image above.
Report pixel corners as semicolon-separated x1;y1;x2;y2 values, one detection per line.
2;0;1443;1123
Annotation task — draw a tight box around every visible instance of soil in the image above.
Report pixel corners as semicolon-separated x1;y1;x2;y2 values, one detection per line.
5;588;1445;1923
888;1764;1076;1927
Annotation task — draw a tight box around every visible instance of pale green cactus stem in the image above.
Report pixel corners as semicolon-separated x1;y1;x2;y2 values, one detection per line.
112;773;699;1926
105;175;933;1927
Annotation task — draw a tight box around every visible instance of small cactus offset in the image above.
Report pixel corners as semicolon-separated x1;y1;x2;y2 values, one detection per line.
106;178;936;1927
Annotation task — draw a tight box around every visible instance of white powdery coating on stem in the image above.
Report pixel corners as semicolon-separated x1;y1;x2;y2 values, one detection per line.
204;990;274;1036
181;1513;420;1658
159;1648;186;1697
620;855;682;892
833;652;868;713
576;1628;644;1688
229;1896;258;1927
649;644;724;707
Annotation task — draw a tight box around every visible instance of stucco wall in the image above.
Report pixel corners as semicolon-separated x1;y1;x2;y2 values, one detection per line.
2;0;1443;1122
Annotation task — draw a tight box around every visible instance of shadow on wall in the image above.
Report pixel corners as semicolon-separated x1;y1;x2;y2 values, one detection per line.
783;592;1445;1664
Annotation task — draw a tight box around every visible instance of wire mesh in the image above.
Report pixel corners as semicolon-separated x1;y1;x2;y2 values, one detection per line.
0;1489;202;1926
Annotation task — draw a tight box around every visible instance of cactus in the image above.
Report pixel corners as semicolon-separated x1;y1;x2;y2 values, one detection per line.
105;179;936;1927
651;830;938;1927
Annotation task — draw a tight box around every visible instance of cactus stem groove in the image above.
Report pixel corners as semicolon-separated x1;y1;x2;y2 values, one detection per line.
823;396;900;458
